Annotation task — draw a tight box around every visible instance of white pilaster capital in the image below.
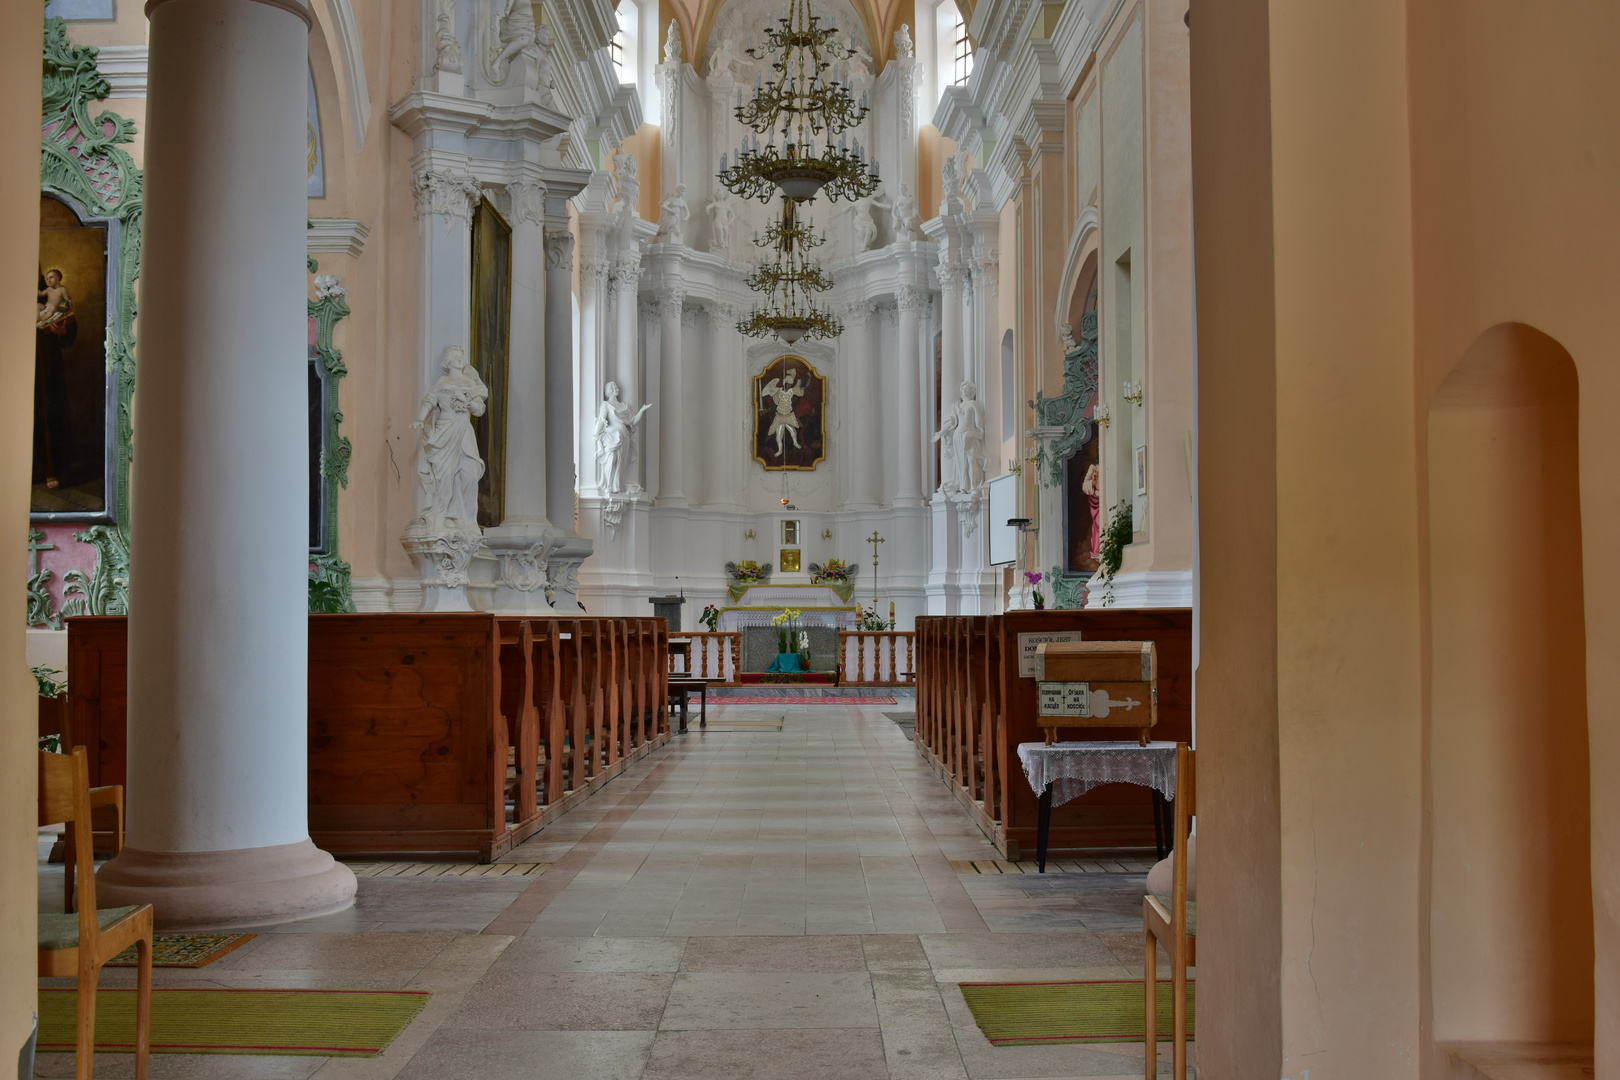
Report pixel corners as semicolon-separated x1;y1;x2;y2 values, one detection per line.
897;282;929;313
544;228;575;270
507;180;547;227
411;167;481;223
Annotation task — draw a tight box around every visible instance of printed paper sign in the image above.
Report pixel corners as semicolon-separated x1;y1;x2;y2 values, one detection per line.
1017;631;1084;678
1038;681;1092;717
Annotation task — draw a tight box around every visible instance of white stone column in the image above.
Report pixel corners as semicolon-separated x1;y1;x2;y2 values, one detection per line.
100;0;354;929
896;281;927;505
656;285;687;506
844;303;878;509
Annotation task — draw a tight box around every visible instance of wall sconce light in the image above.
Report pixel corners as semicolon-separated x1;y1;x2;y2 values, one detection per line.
1093;402;1111;429
1122;380;1144;408
821;529;833;540
744;529;757;540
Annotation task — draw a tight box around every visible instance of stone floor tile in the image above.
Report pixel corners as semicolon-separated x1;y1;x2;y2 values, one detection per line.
639;1029;888;1079
445;970;675;1030
387;1029;655;1080
679;935;866;972
659;970;878;1030
494;935;687;972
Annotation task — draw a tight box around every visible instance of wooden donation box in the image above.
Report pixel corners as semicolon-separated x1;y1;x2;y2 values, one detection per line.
1035;641;1158;745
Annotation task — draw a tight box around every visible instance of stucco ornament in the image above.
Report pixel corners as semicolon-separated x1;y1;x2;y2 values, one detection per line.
708;35;742;80
1030;310;1100;487
433;0;463;73
594;380;652;496
499;528;564;592
408;345;489;538
655;183;690;244
894;23;913;59
664;19;682;64
613;150;640;226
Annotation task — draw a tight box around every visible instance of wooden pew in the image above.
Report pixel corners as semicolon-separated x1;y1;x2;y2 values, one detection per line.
67;613;671;862
914;610;1193;858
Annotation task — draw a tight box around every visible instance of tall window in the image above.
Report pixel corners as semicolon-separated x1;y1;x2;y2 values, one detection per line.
611;28;627;81
952;15;973;85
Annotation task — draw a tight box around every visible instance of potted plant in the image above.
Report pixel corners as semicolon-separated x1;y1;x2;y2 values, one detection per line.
699;603;721;631
1025;570;1046;610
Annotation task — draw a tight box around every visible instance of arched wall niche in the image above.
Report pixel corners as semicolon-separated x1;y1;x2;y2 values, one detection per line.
1426;321;1593;1043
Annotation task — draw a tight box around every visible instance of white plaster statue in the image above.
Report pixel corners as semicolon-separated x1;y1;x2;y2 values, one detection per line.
891;182;921;239
844;38;872;82
708;35;741;80
433;0;462;74
1059;322;1078;352
940;155;963;215
409;345;488;537
760;366;806;459
933;381;986;493
489;0;537;83
664;18;682;64
614;151;640;225
655;183;690;244
706;190;737;252
594;381;653;495
852;197;879;250
894;23;913;59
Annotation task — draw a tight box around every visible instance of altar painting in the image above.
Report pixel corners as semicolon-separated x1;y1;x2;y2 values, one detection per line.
33;194;111;518
753;354;825;471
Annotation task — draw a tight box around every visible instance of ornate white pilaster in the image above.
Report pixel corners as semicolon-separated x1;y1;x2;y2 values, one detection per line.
896;280;928;505
655;283;688;506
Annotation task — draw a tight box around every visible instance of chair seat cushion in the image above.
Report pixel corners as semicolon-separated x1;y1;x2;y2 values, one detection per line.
1144;835;1196;899
1151;896;1197;937
38;906;142;951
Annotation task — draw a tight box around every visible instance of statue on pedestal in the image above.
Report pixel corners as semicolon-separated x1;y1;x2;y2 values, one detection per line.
655;183;690;244
891;183;921;240
934;381;986;494
852;196;879;251
402;345;489;608
707;190;737;253
594;380;652;496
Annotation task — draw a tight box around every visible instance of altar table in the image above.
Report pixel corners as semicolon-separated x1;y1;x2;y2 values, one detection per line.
1016;741;1179;871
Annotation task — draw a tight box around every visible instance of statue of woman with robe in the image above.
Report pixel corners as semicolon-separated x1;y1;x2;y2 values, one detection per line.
409;345;488;537
594;381;652;495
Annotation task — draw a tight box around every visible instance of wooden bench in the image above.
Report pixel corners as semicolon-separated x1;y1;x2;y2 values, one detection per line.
668;677;711;731
67;613;671;861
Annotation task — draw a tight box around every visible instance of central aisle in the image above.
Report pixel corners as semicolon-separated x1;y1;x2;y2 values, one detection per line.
43;702;1174;1079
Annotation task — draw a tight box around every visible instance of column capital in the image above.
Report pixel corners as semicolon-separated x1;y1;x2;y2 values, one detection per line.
544;228;574;271
507;180;546;227
897;282;929;312
411;168;480;223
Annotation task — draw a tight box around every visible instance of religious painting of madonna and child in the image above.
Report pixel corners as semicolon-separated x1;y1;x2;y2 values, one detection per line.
753;355;825;471
33;194;113;519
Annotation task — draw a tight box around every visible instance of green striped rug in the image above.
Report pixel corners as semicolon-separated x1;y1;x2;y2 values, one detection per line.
38;988;430;1056
959;979;1195;1045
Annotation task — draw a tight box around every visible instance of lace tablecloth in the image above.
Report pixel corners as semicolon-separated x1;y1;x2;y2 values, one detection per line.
1016;741;1178;808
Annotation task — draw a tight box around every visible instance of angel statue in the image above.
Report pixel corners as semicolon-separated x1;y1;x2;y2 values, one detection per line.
852;196;879;250
890;182;921;239
932;381;986;493
488;0;536;83
707;190;737;252
409;345;489;537
594;381;653;495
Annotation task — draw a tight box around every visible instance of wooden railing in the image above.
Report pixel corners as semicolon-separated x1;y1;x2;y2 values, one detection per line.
837;631;916;685
914;610;1192;858
670;632;741;683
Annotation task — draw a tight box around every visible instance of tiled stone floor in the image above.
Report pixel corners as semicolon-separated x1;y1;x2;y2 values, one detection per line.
37;702;1190;1078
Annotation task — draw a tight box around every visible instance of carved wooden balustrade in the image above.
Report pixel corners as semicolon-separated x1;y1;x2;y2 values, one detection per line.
914;610;1192;858
671;632;741;683
837;631;916;686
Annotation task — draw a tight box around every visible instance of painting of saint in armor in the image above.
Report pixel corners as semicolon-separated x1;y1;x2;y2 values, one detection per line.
33;194;109;517
753;355;826;471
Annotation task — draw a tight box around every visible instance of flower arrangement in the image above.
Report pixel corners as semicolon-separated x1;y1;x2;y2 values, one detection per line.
809;558;852;584
856;603;889;631
1025;570;1046;610
770;607;809;661
699;603;721;631
725;559;772;584
1089;500;1133;607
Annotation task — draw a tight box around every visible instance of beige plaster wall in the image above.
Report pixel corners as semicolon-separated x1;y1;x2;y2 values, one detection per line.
1193;0;1615;1073
2;6;43;1063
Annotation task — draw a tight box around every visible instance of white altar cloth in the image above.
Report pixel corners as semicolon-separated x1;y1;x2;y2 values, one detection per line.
732;585;847;607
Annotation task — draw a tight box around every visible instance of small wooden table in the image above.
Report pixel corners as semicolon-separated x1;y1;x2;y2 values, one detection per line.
1016;741;1179;871
669;639;693;674
668;677;711;731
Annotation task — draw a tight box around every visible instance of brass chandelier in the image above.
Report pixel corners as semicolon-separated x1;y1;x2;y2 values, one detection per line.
737;199;843;344
719;0;875;342
716;0;878;204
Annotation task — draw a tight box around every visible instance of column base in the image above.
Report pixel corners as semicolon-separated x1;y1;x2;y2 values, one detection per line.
97;838;357;931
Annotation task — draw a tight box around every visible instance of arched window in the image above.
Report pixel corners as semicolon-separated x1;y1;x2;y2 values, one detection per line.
951;13;974;85
611;27;628;81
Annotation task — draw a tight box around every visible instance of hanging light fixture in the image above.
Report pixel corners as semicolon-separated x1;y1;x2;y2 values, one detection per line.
736;198;843;343
716;0;878;205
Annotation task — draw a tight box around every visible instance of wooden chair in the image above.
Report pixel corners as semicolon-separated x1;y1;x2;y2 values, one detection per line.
64;782;124;913
1143;742;1195;1080
39;748;153;1080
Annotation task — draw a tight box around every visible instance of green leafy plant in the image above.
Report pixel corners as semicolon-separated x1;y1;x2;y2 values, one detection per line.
32;664;66;699
1092;500;1134;606
699;604;721;631
309;578;348;614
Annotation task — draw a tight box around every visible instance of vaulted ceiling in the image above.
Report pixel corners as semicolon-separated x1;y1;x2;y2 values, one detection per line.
653;0;973;75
